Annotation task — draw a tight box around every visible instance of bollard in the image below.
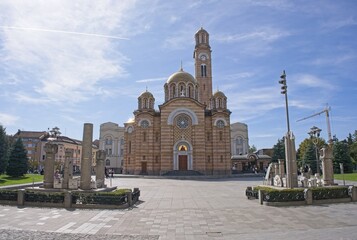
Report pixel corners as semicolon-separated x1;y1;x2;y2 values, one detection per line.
17;189;25;206
258;190;263;205
348;186;357;202
64;191;72;208
304;189;312;205
126;191;133;207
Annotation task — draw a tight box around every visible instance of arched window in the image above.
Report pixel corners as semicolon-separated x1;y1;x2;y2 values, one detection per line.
105;137;112;145
201;64;207;77
235;137;244;155
106;159;110;166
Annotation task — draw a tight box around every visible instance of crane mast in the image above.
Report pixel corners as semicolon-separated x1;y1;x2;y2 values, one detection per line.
297;106;332;143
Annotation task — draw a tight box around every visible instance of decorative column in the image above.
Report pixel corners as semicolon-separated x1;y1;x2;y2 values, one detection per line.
63;149;74;189
96;150;106;188
43;143;58;189
80;123;93;190
285;131;298;188
320;144;334;185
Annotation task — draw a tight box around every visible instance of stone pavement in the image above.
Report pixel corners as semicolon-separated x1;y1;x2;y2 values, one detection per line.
0;176;356;240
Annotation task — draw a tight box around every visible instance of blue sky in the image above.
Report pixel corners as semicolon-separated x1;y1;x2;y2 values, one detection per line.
0;0;356;150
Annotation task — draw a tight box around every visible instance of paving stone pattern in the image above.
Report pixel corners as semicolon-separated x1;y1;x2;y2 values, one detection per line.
0;177;356;240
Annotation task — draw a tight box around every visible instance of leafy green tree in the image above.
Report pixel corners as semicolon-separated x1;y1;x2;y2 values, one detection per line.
303;142;318;174
333;140;354;173
248;145;257;153
297;137;326;169
0;125;9;174
271;138;285;162
6;138;28;177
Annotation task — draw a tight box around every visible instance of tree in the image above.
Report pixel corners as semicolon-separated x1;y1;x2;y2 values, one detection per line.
0;125;9;174
303;142;317;174
297;137;326;169
271;138;285;162
333;140;354;174
6;138;28;177
349;142;357;171
248;145;257;153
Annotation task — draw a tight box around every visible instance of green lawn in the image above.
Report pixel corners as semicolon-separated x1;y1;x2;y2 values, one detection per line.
334;173;357;181
0;174;43;186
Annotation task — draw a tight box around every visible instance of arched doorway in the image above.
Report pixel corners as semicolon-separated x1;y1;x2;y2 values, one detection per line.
173;141;193;171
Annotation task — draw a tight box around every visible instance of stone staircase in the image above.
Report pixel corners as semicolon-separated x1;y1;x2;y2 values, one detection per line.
163;170;203;176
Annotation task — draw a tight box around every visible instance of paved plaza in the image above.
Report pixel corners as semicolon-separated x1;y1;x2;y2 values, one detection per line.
0;176;356;240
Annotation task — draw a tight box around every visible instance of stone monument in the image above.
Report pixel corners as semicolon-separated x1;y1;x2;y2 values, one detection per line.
96;150;106;188
285;131;298;188
320;144;334;185
43;143;58;189
63;148;74;189
80;123;93;190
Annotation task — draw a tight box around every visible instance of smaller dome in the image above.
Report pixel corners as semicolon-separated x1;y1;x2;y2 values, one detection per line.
167;69;198;85
213;90;226;98
139;90;154;99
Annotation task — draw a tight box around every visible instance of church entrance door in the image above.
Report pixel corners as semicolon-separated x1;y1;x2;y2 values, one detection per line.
178;155;188;170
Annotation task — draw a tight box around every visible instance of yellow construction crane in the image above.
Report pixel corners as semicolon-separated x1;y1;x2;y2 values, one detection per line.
297;105;333;143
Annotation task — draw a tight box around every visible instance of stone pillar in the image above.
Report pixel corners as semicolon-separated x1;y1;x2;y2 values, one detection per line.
278;159;285;178
285;131;298;188
320;144;334;186
96;150;106;188
63;149;74;189
80;123;93;190
43;143;58;189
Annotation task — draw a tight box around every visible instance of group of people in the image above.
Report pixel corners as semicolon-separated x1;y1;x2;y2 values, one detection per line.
105;168;114;178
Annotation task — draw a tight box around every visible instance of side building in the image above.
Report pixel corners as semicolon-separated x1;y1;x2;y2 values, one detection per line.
99;122;125;173
13;129;98;174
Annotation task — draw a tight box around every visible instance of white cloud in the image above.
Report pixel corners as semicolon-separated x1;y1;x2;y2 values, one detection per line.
215;27;290;43
0;1;142;104
136;77;167;83
0;113;19;126
292;74;334;90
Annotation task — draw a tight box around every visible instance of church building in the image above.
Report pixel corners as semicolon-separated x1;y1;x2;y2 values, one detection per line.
123;28;232;175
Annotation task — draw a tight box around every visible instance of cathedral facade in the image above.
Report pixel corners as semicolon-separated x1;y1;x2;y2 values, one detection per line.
123;28;232;175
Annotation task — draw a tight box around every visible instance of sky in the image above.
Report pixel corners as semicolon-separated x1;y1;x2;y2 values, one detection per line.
0;0;357;150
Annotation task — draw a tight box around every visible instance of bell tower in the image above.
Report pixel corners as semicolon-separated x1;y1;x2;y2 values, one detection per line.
193;27;212;108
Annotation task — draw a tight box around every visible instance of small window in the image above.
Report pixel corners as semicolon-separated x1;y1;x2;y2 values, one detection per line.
216;120;225;128
140;120;149;128
219;131;223;141
106;159;110;166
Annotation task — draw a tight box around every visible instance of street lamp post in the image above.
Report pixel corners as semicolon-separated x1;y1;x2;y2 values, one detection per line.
278;70;298;188
279;70;290;133
309;126;322;175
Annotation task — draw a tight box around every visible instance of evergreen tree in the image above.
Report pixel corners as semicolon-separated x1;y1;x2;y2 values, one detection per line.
271;138;285;162
333;140;354;173
6;138;28;177
0;125;9;174
303;142;317;174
